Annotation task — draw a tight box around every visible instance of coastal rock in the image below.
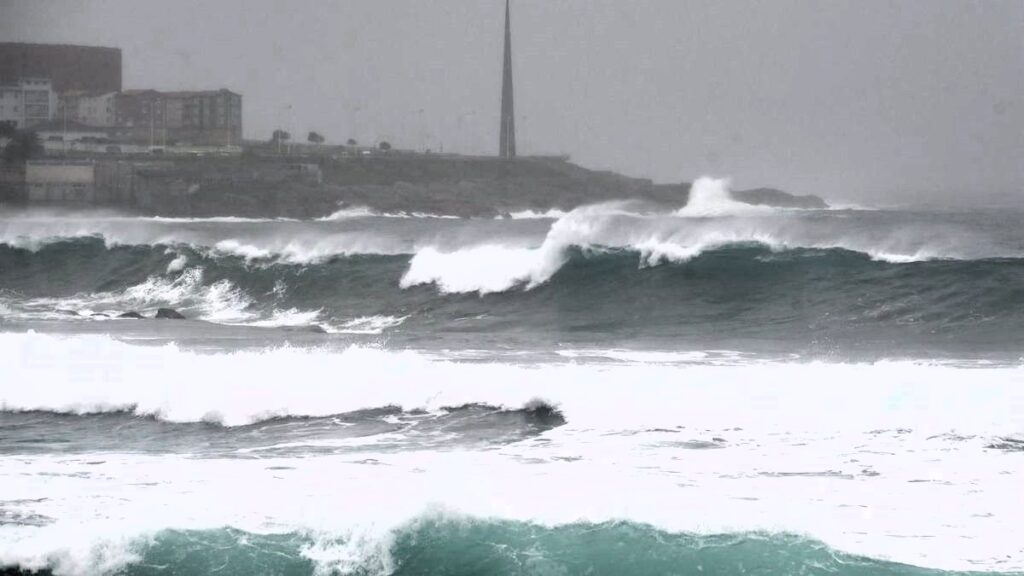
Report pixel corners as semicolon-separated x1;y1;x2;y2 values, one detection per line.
282;324;328;334
101;156;834;218
154;308;186;320
732;188;829;209
118;311;145;319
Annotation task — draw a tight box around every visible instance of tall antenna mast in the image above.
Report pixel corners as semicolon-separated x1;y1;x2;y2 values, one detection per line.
499;0;517;159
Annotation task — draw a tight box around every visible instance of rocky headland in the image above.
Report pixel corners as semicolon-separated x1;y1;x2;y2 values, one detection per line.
122;154;827;218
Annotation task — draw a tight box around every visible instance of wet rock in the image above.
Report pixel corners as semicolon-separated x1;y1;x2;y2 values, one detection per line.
154;308;186;320
282;324;328;334
55;309;79;317
0;567;55;576
118;311;145;319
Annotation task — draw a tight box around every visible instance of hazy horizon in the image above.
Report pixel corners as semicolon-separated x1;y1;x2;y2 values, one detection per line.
2;0;1022;205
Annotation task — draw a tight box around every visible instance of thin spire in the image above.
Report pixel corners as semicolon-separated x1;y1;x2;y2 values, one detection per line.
499;0;516;158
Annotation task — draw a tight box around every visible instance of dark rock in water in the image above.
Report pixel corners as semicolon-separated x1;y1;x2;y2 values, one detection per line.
282;324;328;334
0;567;54;576
55;309;80;317
732;188;829;209
522;398;567;427
154;308;186;320
118;311;145;319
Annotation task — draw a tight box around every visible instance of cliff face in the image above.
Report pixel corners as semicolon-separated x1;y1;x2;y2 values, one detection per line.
125;155;825;218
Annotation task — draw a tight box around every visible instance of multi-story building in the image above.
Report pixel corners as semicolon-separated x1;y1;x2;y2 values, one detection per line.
58;91;118;127
0;43;122;94
116;89;242;146
0;85;20;129
0;78;56;129
179;89;243;146
115;90;168;145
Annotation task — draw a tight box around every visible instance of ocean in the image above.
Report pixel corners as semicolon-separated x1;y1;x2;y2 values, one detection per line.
1;179;1022;575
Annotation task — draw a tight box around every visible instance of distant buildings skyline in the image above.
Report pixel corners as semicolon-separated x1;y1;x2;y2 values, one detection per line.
0;42;241;146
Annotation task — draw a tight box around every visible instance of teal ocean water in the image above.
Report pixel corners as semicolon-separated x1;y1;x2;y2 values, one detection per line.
7;521;1008;576
2;182;1023;575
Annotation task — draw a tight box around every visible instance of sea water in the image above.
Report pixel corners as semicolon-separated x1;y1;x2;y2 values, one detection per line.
1;180;1023;575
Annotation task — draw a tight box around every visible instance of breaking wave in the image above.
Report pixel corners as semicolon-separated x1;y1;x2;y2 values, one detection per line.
676;176;773;217
2;520;1004;576
3;200;1024;355
2;331;1022;429
318;206;462;221
3;238;1024;356
3;331;1023;574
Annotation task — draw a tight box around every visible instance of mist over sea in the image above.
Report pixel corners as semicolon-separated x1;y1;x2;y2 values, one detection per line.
2;179;1023;575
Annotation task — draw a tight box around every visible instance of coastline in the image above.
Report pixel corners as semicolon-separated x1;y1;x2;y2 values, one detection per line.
2;154;827;219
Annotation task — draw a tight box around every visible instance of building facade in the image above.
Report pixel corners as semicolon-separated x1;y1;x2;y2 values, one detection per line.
0;43;122;94
116;89;242;146
0;78;56;129
180;90;243;146
59;91;118;127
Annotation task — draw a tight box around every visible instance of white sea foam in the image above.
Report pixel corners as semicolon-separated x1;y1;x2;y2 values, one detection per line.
164;252;188;274
144;216;301;223
8;267;256;323
242;308;324;328
319;206;461;221
1;331;1021;431
501;208;570;220
317;206;382;220
330;315;408;335
401;244;563;294
401;202;633;294
1;332;1023;573
2;187;1019;273
397;182;1016;294
212;239;275;261
676;177;774;217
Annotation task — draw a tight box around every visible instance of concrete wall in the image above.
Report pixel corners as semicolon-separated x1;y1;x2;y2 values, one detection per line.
26;161;95;202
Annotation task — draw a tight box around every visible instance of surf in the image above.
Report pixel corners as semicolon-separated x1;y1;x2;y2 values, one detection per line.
2;520;1009;576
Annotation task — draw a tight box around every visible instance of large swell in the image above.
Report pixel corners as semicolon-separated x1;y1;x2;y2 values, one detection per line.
4;192;1024;575
2;209;1024;356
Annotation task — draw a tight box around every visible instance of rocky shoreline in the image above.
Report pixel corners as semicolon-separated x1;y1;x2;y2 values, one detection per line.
81;154;827;219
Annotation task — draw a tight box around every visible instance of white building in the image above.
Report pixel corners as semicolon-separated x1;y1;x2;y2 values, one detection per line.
0;78;56;129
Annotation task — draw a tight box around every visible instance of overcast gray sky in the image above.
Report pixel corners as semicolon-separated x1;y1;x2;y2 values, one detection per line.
2;0;1022;204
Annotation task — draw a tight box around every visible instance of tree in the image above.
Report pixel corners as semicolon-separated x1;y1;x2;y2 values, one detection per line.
378;141;392;151
307;131;325;144
0;121;17;139
2;130;43;165
346;138;357;147
270;129;291;143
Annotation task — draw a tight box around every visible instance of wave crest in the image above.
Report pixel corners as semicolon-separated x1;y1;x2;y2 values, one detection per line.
0;521;992;576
